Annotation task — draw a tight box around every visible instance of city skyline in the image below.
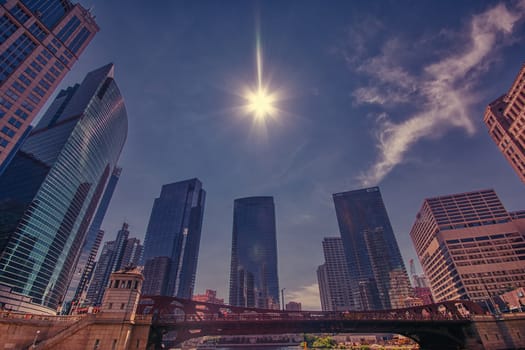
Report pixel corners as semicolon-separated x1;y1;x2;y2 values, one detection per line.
22;0;525;309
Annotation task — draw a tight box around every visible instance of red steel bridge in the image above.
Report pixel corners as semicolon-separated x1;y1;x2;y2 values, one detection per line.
138;296;487;350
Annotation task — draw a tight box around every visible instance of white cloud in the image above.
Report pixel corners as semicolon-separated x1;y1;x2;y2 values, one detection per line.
351;2;524;186
285;283;321;311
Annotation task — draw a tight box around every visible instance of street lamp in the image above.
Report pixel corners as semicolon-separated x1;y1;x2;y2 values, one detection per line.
281;288;286;311
32;330;40;348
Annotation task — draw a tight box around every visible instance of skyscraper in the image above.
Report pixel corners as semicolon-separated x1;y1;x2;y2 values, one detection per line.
64;166;122;311
0;64;127;314
85;223;143;306
229;196;280;309
484;62;525;183
142;179;206;299
0;0;98;171
410;189;525;303
333;187;411;311
317;237;353;311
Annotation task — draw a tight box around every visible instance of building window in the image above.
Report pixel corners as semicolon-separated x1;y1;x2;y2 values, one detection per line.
0;97;12;109
18;74;31;86
35;55;47;66
28;93;40;104
120;303;125;309
44;72;55;83
21;100;34;112
29;23;47;41
93;339;100;349
57;16;81;42
0;16;18;45
25;67;37;79
8;117;21;129
108;303;113;309
10;5;30;24
0;35;37;83
1;126;15;138
5;90;18;101
112;339;117;350
30;61;43;73
15;109;28;120
12;81;25;93
69;27;91;54
33;86;46;97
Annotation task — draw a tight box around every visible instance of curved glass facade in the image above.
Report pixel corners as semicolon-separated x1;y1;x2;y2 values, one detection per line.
229;196;280;309
0;64;127;314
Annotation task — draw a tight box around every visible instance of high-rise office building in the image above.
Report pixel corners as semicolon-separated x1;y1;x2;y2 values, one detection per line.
64;166;122;311
142;179;206;299
316;237;353;311
229;196;280;309
0;0;98;172
317;264;330;311
333;187;411;311
85;223;143;306
0;64;127;314
484;62;525;183
410;189;525;303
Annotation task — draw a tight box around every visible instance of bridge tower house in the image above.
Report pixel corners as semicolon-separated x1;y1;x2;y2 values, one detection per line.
101;266;144;321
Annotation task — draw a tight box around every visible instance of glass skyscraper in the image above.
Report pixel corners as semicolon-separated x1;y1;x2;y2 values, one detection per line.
333;187;410;311
63;166;122;312
229;196;280;309
0;0;98;171
142;179;206;299
0;63;127;314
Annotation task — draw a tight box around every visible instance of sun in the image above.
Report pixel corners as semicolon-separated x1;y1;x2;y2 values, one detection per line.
245;87;277;120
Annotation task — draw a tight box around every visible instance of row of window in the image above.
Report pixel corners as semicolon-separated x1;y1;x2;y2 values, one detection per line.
0;34;37;83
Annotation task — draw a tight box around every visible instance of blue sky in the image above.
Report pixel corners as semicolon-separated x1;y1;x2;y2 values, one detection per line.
54;0;525;309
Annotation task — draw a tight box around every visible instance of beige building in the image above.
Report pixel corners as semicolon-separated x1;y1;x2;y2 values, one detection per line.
410;189;525;303
0;0;98;168
484;62;525;183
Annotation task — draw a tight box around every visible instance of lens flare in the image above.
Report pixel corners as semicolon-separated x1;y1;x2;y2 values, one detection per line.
246;87;276;120
242;28;279;122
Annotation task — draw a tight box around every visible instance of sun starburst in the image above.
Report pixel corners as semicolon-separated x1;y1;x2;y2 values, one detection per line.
245;87;277;120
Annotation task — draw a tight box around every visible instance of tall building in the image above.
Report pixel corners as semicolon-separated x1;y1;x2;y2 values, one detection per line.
316;237;353;311
484;62;525;183
317;264;330;311
84;239;114;307
410;189;525;303
333;187;411;310
64;166;122;311
229;196;280;309
0;0;98;171
142;179;206;299
85;223;143;306
0;64;127;314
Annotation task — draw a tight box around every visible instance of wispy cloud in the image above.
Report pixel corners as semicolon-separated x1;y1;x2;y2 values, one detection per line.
348;2;524;186
286;283;321;310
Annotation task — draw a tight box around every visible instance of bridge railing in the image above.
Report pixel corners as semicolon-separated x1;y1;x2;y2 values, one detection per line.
153;309;472;323
0;311;83;322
